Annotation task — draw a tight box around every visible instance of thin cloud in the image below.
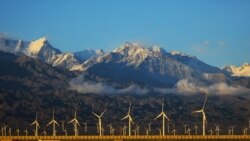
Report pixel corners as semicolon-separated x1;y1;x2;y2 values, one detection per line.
154;79;250;95
191;40;226;55
69;75;149;95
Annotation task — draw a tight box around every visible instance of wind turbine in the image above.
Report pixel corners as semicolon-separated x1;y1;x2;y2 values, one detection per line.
186;128;191;135
9;128;11;136
209;129;213;135
47;108;60;136
194;124;198;135
121;102;133;136
148;122;152;133
30;113;40;136
61;121;65;131
243;126;248;135
1;126;3;136
42;130;47;136
83;122;88;133
15;128;20;136
183;124;187;134
157;128;162;135
171;129;177;135
228;126;234;135
167;124;170;133
92;110;106;136
4;125;7;136
111;128;115;136
154;99;170;136
123;125;127;135
193;96;207;136
136;125;140;135
68;108;80;136
215;125;220;135
63;129;67;136
145;128;149;135
108;123;113;135
24;129;28;136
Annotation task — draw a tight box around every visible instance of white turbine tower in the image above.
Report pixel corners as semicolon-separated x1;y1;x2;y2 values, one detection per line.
68;108;80;136
121;102;133;136
193;96;207;136
30;113;40;136
47;108;60;136
154;99;170;136
92;110;106;136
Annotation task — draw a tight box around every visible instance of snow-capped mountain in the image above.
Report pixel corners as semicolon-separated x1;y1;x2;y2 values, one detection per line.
0;36;103;71
84;42;226;87
74;49;104;62
0;36;28;54
222;63;250;77
26;37;61;63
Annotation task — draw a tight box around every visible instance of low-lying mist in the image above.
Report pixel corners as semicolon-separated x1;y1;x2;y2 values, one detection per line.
69;75;250;95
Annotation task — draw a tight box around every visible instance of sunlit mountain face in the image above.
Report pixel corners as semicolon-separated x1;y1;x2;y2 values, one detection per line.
1;36;250;135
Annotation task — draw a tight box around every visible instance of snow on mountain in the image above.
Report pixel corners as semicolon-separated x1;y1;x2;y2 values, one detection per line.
0;36;28;54
26;37;61;63
51;53;81;70
74;49;104;62
84;42;226;87
222;63;250;77
170;50;194;57
0;36;104;71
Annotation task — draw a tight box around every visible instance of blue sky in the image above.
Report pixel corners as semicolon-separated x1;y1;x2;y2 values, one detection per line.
0;0;250;67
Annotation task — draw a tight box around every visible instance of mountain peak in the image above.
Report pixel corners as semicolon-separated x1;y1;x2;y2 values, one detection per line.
222;63;250;77
170;50;195;59
113;42;167;58
27;37;48;55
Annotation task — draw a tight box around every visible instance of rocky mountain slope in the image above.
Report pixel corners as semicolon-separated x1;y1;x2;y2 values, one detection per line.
83;42;228;88
223;63;250;77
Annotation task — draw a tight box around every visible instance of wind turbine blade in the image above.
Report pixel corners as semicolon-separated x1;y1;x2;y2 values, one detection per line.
129;116;133;124
74;108;77;118
47;121;53;126
154;113;162;120
52;108;55;119
37;122;40;128
163;114;170;121
68;119;75;124
92;112;99;118
121;115;129;120
30;121;35;126
76;120;80;126
55;121;60;126
162;98;165;112
100;110;106;117
193;110;202;113
202;95;207;109
128;102;131;114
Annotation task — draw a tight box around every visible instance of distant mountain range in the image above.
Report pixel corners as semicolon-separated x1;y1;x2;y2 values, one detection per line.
0;36;250;95
1;36;249;76
0;37;104;71
1;35;250;133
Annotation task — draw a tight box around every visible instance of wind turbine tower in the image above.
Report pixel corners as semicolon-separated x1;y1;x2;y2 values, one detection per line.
69;108;80;136
154;99;170;136
122;102;133;136
47;108;60;136
92;110;106;136
30;113;40;136
193;96;207;136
